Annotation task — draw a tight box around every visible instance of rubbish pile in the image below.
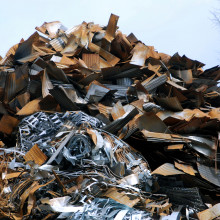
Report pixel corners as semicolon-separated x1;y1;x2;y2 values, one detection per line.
0;13;220;219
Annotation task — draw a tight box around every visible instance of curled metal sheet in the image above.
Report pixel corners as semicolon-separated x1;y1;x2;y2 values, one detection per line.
63;134;92;165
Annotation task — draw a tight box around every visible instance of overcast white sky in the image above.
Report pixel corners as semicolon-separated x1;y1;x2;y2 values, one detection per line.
0;0;220;69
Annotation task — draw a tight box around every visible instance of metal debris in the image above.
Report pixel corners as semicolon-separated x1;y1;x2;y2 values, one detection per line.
0;13;220;219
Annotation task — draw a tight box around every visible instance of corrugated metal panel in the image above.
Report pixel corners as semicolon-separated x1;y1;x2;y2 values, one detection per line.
144;74;168;92
0;55;14;66
50;37;65;51
4;64;29;103
159;187;206;210
151;163;184;176
174;162;197;175
143;102;164;112
123;116;139;139
82;54;100;70
197;163;220;187
116;77;133;86
23;144;47;165
49;86;79;111
141;130;187;143
103;84;128;98
184;135;216;158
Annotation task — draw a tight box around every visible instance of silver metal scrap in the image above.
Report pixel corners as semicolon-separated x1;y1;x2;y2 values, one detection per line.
18;111;105;151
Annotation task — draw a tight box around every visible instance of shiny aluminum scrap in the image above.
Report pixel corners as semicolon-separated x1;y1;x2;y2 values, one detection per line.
2;111;158;219
18;111;105;151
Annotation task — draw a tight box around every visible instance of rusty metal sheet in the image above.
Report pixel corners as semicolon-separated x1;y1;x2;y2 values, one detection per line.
174;162;197;176
130;42;149;66
88;42;120;66
147;46;160;60
126;32;138;44
98;103;112;118
14;32;40;61
16;98;41;115
209;108;220;120
4;64;29;103
197;203;220;220
111;101;125;120
82;53;100;70
111;31;132;60
170;69;193;84
141;130;185;142
0;115;19;135
36;21;67;39
151;163;185;176
167;144;184;150
42;69;53;98
23;144;47;165
103;187;140;208
155;96;183;111
16;92;30;108
101;13;119;51
137;112;170;133
61;35;80;56
3;172;26;180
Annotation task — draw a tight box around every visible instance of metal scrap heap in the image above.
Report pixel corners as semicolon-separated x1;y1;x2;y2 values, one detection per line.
0;14;220;220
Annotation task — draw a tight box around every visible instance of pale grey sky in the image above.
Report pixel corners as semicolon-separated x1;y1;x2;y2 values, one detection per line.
0;0;220;69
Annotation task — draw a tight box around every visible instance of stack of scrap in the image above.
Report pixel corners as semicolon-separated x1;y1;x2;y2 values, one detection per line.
0;14;220;219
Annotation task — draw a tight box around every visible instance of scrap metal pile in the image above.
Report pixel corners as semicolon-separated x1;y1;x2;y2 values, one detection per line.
0;13;220;219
